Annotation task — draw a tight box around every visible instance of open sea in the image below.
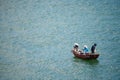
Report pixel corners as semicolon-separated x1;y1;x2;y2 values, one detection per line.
0;0;120;80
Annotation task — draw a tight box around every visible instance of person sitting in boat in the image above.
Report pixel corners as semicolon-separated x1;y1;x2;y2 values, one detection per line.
83;45;89;54
91;43;97;53
73;43;82;53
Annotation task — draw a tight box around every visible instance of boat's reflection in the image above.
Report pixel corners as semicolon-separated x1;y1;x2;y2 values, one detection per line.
73;57;99;65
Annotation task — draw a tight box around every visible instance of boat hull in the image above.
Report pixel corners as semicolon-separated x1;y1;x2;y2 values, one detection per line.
72;50;99;59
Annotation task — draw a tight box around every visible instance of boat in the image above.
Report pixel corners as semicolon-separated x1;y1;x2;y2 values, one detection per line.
71;50;99;59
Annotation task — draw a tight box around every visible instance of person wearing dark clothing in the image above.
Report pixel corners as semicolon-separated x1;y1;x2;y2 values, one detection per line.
91;43;97;53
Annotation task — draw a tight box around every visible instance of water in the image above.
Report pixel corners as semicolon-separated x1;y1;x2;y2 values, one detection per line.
0;0;120;80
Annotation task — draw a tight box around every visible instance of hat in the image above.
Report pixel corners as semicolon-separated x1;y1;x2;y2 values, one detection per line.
74;43;79;46
84;45;88;48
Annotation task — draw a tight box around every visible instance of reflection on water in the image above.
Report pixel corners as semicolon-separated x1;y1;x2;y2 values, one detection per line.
73;57;99;65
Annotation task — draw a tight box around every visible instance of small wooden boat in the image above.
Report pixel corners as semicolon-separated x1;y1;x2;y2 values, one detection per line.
72;50;99;59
